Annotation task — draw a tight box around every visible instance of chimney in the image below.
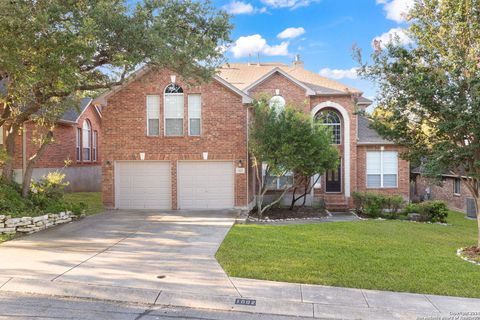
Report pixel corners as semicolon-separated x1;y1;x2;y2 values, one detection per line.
293;54;304;68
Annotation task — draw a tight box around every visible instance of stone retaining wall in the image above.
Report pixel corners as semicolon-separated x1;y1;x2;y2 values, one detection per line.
0;211;77;235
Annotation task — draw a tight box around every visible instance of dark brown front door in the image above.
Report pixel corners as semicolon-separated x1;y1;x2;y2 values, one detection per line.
326;162;341;193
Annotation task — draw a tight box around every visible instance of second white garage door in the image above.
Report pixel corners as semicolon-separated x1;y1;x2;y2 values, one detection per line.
177;161;234;209
116;161;171;209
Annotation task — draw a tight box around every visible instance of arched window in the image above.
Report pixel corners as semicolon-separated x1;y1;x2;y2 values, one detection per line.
269;95;286;113
164;84;184;136
315;110;341;144
82;120;91;161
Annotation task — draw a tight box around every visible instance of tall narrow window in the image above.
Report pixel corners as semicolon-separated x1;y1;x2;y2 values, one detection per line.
454;178;461;195
188;94;201;136
0;125;4;145
146;95;160;136
315;110;341;144
366;151;398;188
92;131;98;162
164;84;184;136
76;128;81;161
82;120;91;161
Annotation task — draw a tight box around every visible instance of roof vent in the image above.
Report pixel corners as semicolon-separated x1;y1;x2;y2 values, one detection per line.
293;54;304;68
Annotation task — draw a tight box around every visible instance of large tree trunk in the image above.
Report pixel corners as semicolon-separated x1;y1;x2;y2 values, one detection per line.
21;131;53;197
1;124;19;182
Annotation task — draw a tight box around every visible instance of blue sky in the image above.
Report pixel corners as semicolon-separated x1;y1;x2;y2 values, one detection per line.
213;0;413;99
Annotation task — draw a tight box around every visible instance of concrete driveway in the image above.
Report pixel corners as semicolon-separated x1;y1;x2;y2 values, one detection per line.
0;210;239;296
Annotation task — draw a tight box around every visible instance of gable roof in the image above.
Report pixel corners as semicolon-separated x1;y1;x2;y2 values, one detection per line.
217;63;362;95
357;115;393;144
93;66;253;106
243;67;316;95
59;97;100;124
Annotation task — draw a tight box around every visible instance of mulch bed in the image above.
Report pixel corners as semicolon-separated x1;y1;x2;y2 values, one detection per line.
250;207;327;220
461;246;480;264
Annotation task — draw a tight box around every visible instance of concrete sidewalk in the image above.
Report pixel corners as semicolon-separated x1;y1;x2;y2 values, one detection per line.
1;276;479;319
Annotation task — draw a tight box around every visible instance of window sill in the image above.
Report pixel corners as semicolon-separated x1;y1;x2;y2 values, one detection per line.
453;193;461;197
366;187;399;189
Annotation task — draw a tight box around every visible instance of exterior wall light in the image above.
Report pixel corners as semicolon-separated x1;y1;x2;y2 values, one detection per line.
170;75;176;84
202;152;208;160
139;152;146;161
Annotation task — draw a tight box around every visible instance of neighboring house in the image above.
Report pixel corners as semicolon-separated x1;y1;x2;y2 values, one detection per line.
1;97;102;191
95;56;409;211
412;169;477;217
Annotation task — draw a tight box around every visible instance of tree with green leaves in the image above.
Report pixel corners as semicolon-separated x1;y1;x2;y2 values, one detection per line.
355;0;480;248
0;0;231;196
249;97;338;217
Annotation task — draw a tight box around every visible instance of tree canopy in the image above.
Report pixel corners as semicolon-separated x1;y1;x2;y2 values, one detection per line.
0;0;231;193
356;0;480;247
249;97;338;216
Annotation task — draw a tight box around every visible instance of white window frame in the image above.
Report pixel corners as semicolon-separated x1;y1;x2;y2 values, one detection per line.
92;130;98;162
366;150;398;188
188;94;201;136
82;120;91;162
262;163;294;190
146;95;160;136
0;125;3;145
315;110;341;145
76;127;81;162
164;92;184;137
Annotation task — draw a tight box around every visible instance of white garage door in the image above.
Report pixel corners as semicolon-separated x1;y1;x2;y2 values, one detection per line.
116;161;171;209
178;161;234;209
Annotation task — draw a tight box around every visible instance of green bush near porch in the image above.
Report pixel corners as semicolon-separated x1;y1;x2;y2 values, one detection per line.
216;211;480;298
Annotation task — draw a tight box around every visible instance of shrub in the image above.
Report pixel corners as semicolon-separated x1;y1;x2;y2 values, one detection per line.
384;195;405;218
352;191;405;218
0;181;33;214
30;171;69;209
417;201;449;223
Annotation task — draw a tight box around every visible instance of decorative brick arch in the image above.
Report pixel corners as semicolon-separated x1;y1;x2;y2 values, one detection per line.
311;101;351;197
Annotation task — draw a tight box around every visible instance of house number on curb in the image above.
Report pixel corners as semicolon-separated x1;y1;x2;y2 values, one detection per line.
235;298;256;306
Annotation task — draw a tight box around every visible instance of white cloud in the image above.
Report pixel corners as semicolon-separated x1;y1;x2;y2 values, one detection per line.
319;67;358;80
277;27;305;39
372;28;413;49
376;0;414;23
261;0;320;9
223;1;254;14
230;34;289;58
222;1;267;15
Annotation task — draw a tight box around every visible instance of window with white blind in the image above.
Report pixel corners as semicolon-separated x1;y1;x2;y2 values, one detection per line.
164;84;184;136
366;151;398;188
0;126;3;145
188;94;201;136
146;95;160;136
262;163;294;190
82;120;91;161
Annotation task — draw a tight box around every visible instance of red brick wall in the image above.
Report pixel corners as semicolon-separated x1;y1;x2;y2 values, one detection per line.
356;145;410;200
249;72;308;112
102;69;248;209
414;175;470;212
12;104;102;170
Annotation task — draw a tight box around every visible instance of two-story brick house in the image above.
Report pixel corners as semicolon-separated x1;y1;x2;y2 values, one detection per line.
96;58;409;210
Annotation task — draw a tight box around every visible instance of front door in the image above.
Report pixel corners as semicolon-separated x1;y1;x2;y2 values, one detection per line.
326;162;341;193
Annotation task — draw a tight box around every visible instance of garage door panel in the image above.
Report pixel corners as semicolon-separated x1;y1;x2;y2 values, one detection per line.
116;161;171;209
178;161;234;209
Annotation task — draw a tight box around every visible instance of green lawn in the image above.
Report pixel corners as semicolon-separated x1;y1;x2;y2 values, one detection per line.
216;211;480;298
64;192;103;215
